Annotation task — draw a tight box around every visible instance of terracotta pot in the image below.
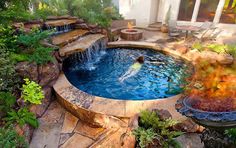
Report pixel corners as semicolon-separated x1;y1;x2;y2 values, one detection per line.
161;24;168;33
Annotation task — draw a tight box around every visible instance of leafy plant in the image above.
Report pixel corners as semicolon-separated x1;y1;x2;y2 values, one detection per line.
227;44;236;58
207;44;227;54
133;127;158;148
134;110;183;148
10;53;29;63
0;126;28;148
29;47;54;64
0;25;18;51
0;92;16;118
192;42;204;51
225;128;236;144
17;30;52;49
17;30;55;64
21;78;44;105
139;110;178;130
0;47;19;92
4;107;39;128
76;0;122;28
0;0;33;25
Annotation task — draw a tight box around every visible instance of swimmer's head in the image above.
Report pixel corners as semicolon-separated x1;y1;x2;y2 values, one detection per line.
136;56;144;64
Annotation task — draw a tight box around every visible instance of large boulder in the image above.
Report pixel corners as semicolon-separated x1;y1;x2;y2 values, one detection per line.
15;62;39;82
152;109;172;120
75;23;89;30
185;49;201;62
38;60;60;87
217;53;234;65
200;51;218;64
174;44;189;54
173;119;204;133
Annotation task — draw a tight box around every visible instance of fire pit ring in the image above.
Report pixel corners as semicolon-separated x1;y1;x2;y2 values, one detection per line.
120;28;143;41
176;96;236;129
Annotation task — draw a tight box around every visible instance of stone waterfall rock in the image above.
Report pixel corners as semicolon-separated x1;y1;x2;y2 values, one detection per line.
38;60;60;87
15;62;39;82
217;53;234;65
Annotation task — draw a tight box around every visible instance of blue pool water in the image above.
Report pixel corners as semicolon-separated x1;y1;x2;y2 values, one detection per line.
63;48;190;100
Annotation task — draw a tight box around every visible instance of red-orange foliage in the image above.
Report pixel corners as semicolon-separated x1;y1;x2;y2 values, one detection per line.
185;60;236;112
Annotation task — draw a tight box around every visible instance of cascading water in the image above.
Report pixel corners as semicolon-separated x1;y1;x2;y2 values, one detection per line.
45;24;73;35
64;39;107;71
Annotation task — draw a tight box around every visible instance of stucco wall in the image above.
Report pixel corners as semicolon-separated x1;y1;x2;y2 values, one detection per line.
118;0;181;26
119;0;153;27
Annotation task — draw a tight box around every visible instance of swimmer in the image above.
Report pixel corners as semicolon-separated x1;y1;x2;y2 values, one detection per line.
119;56;144;82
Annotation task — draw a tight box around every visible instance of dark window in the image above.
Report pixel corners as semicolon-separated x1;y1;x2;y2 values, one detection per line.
197;0;219;22
178;0;196;21
220;0;236;24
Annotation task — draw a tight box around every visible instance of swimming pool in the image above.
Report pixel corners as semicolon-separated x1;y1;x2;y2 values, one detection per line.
63;47;190;100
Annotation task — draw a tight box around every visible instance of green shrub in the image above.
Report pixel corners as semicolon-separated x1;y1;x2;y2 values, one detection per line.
17;30;55;65
192;42;204;51
29;47;54;64
76;0;122;28
139;110;178;130
225;128;236;144
0;126;28;148
227;44;236;58
21;78;44;105
133;127;158;148
0;92;16;118
0;0;33;25
0;48;20;92
134;110;183;148
10;53;29;63
4;107;39;128
17;30;52;49
207;44;227;54
0;25;18;51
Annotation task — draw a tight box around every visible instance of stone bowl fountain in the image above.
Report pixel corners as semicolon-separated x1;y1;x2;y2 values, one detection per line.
176;96;236;147
176;96;236;129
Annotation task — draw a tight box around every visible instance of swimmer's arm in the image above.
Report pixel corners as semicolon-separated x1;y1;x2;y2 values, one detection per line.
146;61;165;64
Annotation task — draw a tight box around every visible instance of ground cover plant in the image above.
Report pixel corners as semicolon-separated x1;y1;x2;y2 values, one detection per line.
133;110;182;148
0;126;28;148
192;42;236;58
184;58;236;112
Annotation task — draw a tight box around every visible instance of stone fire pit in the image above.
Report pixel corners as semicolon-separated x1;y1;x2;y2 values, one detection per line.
120;28;143;41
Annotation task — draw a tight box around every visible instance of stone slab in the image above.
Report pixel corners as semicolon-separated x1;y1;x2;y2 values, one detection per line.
74;121;105;140
30;101;65;148
51;29;89;46
59;34;105;56
60;133;94;148
45;19;77;27
176;133;204;148
61;112;79;134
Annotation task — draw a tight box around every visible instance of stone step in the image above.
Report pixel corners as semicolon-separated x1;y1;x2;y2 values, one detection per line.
45;19;77;27
59;34;105;57
89;128;126;148
148;22;162;28
143;27;161;31
51;29;89;46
